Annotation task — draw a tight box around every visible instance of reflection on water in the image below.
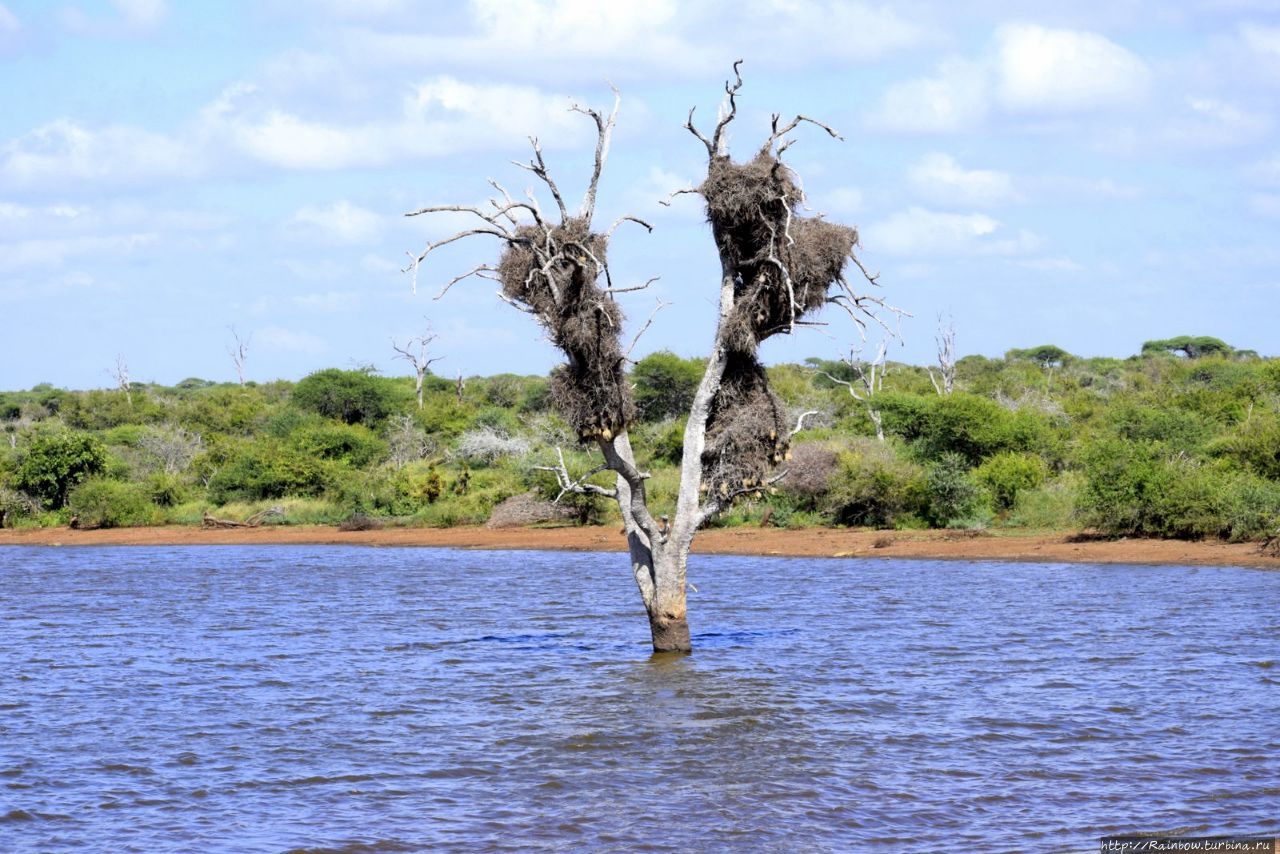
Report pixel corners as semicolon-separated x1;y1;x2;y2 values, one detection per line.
1;546;1277;852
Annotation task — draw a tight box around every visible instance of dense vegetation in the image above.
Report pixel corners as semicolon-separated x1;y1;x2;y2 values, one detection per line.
2;339;1277;542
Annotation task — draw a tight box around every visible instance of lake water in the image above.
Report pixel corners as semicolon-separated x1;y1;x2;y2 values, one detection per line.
1;546;1277;852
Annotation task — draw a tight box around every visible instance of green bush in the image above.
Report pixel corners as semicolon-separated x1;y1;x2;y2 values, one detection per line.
1078;440;1246;539
1007;474;1081;530
1208;413;1280;479
632;351;703;421
1222;475;1280;542
13;432;107;509
206;440;333;504
925;452;988;528
826;439;927;528
976;451;1048;510
291;423;386;467
878;392;1057;465
292;368;404;426
68;478;158;528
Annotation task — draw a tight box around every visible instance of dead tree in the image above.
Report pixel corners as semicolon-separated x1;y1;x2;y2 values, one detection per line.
110;355;132;407
228;327;251;387
406;66;893;653
928;313;956;395
391;324;443;410
824;338;890;441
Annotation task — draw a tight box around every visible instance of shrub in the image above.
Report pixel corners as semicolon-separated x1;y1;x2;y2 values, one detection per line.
779;442;839;510
206;441;332;504
1208;413;1280;480
455;426;530;465
292;423;386;468
647;418;686;466
878;392;1057;465
826;438;927;528
925;452;987;528
975;451;1048;510
1007;474;1081;530
292;368;403;425
1078;440;1243;539
14;432;107;509
632;351;704;421
0;488;41;528
1222;475;1280;542
68;478;158;528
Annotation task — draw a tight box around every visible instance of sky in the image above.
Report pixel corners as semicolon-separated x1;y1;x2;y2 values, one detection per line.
2;0;1279;390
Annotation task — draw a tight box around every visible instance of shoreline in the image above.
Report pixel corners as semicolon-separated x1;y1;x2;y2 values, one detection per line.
1;524;1277;569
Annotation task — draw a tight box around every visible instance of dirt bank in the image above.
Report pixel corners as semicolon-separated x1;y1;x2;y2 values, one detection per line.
1;525;1277;569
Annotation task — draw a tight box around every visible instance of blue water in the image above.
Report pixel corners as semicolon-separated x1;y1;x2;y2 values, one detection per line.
1;546;1277;852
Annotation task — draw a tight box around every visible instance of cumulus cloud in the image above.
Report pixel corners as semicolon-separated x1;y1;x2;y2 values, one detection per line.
872;22;1151;132
288;201;383;244
865;207;1038;256
908;153;1018;205
337;0;930;80
0;119;196;190
871;58;988;132
993;23;1150;111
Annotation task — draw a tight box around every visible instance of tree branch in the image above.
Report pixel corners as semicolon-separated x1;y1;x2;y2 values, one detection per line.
572;82;621;223
511;136;569;222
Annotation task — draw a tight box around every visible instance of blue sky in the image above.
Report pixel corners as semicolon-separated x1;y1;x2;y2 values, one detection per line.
2;0;1279;390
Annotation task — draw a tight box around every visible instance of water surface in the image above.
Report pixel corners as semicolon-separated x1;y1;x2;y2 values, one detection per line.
1;546;1277;852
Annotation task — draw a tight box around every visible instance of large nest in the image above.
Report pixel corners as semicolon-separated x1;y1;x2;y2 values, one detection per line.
497;218;635;441
700;352;790;501
695;147;859;504
701;150;857;354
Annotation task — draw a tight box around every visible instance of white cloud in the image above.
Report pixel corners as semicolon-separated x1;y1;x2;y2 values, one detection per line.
0;233;157;271
211;77;580;170
111;0;168;29
0;119;195;189
288;201;383;244
865;207;1038;256
871;57;988;132
59;0;167;35
908;153;1018;205
338;0;929;80
872;23;1151;133
255;325;328;355
1240;22;1280;64
994;23;1150;111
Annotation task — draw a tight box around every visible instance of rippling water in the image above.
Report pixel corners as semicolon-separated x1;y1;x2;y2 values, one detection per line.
1;546;1277;852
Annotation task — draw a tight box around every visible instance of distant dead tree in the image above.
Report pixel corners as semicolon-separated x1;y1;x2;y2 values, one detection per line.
228;327;251;387
110;355;132;407
391;324;443;410
823;338;890;441
928;313;956;395
405;64;896;652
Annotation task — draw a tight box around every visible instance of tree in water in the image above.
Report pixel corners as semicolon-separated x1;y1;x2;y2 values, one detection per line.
406;65;894;652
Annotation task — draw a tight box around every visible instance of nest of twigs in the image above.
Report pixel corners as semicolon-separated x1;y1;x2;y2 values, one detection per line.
696;148;858;501
497;219;635;442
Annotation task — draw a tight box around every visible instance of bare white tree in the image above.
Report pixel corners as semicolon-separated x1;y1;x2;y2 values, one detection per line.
928;313;956;396
386;414;435;468
139;425;204;474
228;327;251;387
110;355;132;407
391;324;443;410
823;338;890;441
405;66;895;652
